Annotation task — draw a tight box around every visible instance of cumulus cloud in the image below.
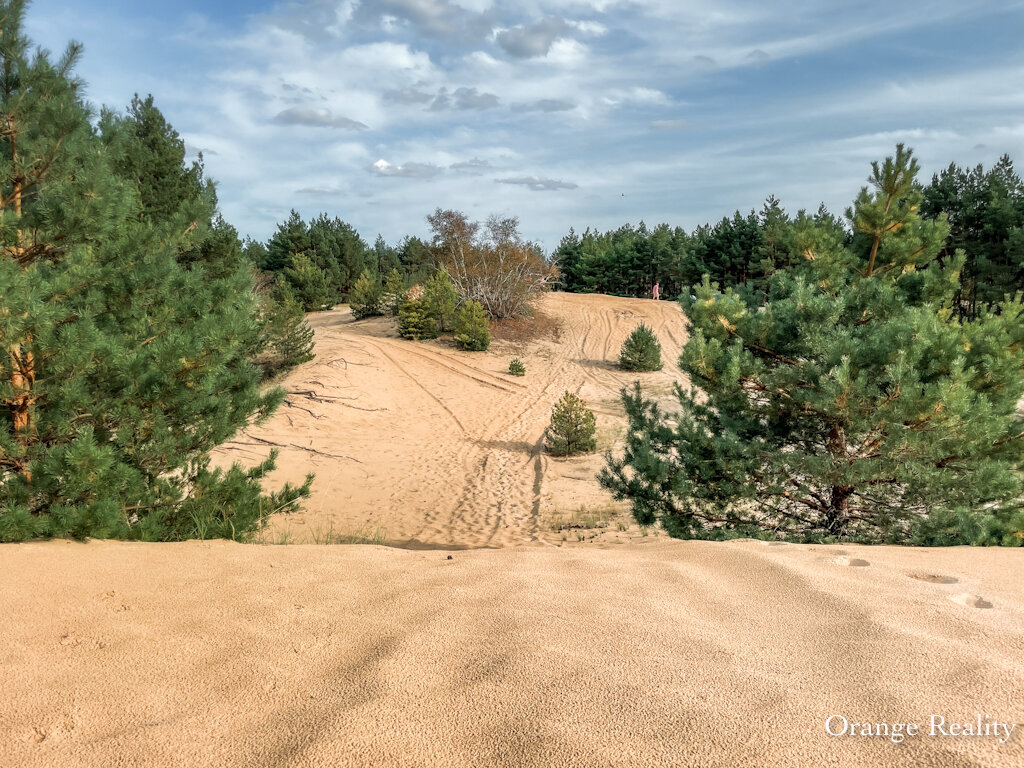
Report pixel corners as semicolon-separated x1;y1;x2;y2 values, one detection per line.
517;99;576;113
496;18;569;58
352;0;493;43
497;175;578;191
295;186;344;195
384;87;435;104
272;107;368;130
430;86;500;111
450;157;491;174
369;158;443;178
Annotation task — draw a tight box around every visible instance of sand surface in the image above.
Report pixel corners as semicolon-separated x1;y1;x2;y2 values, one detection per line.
2;540;1022;767
4;294;1023;767
215;293;688;546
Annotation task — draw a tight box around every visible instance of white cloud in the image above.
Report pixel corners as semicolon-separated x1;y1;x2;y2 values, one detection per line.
497;176;579;191
272;107;369;130
369;159;444;178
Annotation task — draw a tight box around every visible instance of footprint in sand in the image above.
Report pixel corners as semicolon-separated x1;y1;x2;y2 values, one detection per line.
834;556;870;567
950;593;993;609
909;573;959;584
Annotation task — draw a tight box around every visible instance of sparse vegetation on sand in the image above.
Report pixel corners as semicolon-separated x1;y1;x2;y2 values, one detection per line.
508;358;526;376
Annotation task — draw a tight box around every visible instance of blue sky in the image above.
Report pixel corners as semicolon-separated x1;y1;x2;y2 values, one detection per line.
24;0;1024;251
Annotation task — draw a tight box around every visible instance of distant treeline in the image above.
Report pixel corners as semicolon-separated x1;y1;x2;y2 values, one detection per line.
553;156;1024;319
244;212;433;312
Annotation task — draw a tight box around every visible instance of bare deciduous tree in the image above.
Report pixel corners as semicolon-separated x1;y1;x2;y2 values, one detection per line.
427;209;556;319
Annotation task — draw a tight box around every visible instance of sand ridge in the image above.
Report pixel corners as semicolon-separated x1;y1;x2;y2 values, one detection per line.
1;539;1022;767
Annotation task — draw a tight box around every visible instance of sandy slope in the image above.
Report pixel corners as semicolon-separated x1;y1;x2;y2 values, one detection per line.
3;294;1023;767
216;293;688;547
2;540;1022;768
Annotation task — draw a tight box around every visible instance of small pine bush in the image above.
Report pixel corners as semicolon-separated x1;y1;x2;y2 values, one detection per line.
545;391;597;456
509;358;526;376
619;323;663;371
398;297;440;340
422;266;458;331
454;300;491;351
261;289;315;373
350;268;384;319
283;254;333;311
382;268;405;316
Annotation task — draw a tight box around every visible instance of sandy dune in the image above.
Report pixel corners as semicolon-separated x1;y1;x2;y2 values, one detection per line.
3;293;1023;767
2;540;1022;767
217;293;688;547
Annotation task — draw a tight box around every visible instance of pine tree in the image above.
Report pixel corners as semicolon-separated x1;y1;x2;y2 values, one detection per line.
601;145;1024;545
422;265;457;331
398;298;439;340
619;323;663;371
349;268;384;319
283;253;332;311
0;2;310;541
545;391;597;456
453;300;490;351
258;280;315;374
382;267;405;315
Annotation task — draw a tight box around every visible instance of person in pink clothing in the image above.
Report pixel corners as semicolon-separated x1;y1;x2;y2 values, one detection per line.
652;282;660;300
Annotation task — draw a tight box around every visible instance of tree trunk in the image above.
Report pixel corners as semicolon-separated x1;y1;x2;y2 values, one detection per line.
9;342;34;432
826;424;853;534
4;120;34;479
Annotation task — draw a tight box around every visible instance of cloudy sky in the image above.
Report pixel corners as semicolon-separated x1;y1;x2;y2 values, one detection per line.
24;0;1024;250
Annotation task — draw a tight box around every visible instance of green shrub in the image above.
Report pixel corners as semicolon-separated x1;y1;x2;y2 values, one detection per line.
545;391;597;456
398;298;440;340
619;323;663;371
259;283;315;375
453;300;491;351
283;253;333;311
509;358;526;376
350;268;384;319
382;268;405;316
422;266;457;331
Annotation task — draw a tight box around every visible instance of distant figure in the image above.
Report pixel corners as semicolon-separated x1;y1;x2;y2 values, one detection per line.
652;282;660;301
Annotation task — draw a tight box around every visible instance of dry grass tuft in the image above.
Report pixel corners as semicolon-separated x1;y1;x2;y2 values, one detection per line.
490;306;563;343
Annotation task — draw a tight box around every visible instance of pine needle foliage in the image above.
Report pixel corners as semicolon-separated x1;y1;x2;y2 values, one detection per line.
619;323;663;371
545;391;597;456
259;282;315;374
453;300;491;351
0;3;310;542
398;298;439;340
600;145;1024;545
422;265;458;332
382;268;405;316
509;358;526;377
349;268;384;319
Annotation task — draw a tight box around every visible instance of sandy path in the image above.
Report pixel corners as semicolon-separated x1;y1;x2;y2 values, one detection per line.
2;539;1021;767
216;293;688;546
